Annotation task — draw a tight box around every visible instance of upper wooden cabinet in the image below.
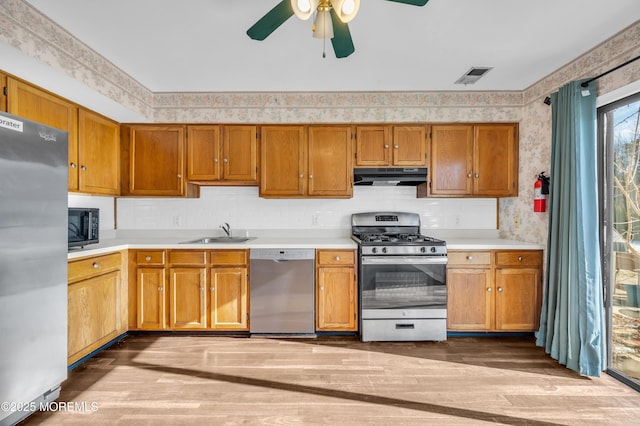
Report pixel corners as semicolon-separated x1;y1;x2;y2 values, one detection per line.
355;125;428;167
6;77;79;191
260;125;353;198
76;108;120;195
429;123;518;197
121;124;198;197
0;72;7;112
307;126;353;197
187;125;258;185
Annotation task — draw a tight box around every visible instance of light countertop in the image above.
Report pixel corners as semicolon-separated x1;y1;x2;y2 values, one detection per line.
67;231;544;260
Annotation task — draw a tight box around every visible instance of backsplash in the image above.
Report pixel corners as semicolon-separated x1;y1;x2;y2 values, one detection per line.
115;187;497;232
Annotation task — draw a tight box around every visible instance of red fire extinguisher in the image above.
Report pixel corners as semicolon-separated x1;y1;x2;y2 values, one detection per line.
534;172;550;212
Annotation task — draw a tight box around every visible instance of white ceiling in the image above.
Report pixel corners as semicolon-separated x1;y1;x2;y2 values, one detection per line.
20;0;640;93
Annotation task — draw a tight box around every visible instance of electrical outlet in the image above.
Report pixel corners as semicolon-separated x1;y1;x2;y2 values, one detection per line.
173;215;183;227
514;215;521;229
312;213;319;226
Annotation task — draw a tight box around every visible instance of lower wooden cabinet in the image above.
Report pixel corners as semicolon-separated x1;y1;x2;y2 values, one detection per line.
210;250;249;329
132;249;249;331
447;249;542;332
67;252;126;365
316;249;357;331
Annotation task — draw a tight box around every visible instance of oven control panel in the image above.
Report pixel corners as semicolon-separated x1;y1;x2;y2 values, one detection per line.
361;245;447;256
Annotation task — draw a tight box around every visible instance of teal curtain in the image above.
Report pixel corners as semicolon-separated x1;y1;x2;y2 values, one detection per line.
536;80;606;377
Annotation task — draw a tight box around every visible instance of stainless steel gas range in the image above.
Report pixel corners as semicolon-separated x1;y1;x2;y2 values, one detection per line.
351;212;448;342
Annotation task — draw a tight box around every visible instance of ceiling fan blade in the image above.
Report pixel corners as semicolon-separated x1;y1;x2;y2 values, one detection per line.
384;0;429;6
330;9;355;58
246;0;295;41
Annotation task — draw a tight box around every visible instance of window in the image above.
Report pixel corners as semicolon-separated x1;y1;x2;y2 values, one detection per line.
599;91;640;389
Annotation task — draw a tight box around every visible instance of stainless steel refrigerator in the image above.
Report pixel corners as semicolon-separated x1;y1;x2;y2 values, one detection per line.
0;111;68;426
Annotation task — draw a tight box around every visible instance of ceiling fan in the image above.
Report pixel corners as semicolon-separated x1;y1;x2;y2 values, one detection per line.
246;0;429;58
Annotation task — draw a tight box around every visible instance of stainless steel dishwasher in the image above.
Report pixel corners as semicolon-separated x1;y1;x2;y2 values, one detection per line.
250;248;315;334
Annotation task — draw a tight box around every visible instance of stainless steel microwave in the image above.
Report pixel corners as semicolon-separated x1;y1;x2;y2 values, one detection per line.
68;208;99;248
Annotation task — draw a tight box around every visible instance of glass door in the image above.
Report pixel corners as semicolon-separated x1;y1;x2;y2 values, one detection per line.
599;92;640;388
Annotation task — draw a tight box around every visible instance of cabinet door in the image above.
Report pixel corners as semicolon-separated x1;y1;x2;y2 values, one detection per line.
474;124;518;196
392;126;427;166
7;78;79;191
187;125;221;181
210;267;248;330
430;125;474;196
494;268;541;331
77;109;120;195
317;266;357;331
126;125;186;196
137;267;167;330
68;271;119;364
0;72;7;112
170;267;207;329
446;268;493;330
307;126;353;197
355;126;390;166
223;125;258;182
260;125;306;197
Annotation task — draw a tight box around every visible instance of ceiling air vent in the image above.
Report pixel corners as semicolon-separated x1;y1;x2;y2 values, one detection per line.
454;67;493;85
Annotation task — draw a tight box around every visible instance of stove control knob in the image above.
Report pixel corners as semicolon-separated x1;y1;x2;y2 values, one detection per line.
382;247;387;253
430;247;437;253
371;247;377;254
420;247;427;253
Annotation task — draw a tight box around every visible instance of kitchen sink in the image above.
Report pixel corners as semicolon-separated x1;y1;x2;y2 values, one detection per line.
180;236;254;244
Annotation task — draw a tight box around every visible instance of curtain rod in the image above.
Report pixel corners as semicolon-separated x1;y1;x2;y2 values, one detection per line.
580;54;640;87
543;54;640;104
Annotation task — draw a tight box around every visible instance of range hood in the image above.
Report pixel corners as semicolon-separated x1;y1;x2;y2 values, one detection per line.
353;168;428;186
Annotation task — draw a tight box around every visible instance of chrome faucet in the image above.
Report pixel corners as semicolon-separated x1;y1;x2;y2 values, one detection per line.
220;222;231;237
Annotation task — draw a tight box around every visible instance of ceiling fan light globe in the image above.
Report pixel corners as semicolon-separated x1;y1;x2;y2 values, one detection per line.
291;0;319;20
333;0;360;23
312;10;334;39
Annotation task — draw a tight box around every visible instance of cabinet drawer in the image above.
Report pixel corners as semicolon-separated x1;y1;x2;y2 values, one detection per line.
68;252;121;283
169;250;207;266
495;251;542;267
317;250;355;266
448;251;491;267
210;250;247;265
136;250;165;266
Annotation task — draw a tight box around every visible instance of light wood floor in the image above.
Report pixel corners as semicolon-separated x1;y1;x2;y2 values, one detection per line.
22;335;640;425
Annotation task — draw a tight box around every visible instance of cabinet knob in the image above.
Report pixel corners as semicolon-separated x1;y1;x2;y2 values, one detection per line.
487;287;492;292
320;285;324;291
475;173;480;178
158;287;163;291
466;256;473;260
309;174;313;179
518;256;523;262
70;162;77;169
384;144;389;149
177;174;182;179
467;173;472;178
498;287;503;292
92;262;99;269
200;287;205;291
299;174;304;178
394;144;399;149
210;287;215;291
223;158;228;163
81;165;87;171
335;256;340;261
214;158;219;163
145;256;152;261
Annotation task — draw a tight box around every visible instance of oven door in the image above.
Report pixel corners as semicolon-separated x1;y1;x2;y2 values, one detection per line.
360;256;447;312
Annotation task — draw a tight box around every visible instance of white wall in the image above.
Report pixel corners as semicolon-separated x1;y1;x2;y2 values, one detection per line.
116;186;497;232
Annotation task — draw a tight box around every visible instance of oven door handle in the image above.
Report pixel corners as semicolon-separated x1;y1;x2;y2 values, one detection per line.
361;256;448;265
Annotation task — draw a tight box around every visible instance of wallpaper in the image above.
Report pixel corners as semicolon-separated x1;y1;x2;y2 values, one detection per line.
2;0;640;246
